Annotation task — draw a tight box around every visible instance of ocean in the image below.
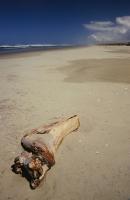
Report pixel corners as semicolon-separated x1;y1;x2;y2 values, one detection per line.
0;44;75;55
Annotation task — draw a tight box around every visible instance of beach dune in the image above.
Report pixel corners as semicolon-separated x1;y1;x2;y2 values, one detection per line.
0;45;130;200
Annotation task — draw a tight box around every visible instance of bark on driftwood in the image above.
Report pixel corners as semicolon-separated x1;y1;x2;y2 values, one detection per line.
12;115;80;189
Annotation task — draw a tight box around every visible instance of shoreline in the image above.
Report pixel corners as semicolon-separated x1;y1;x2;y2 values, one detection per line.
0;44;130;60
0;45;90;58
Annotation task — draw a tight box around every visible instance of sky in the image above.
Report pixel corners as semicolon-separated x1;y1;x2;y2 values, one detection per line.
0;0;130;45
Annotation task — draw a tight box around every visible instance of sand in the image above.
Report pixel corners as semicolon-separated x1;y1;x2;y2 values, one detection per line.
0;45;130;200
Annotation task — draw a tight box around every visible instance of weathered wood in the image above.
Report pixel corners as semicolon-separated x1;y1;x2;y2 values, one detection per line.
12;115;80;189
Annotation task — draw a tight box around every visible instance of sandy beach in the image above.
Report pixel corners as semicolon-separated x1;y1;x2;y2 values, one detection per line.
0;45;130;200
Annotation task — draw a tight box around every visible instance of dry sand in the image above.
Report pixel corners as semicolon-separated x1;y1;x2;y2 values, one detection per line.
0;45;130;200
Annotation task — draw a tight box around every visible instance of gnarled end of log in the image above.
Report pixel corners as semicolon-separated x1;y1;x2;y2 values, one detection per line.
11;145;55;189
11;115;80;189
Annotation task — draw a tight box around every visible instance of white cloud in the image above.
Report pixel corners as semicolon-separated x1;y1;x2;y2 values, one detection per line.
84;16;130;43
83;21;114;31
116;16;130;27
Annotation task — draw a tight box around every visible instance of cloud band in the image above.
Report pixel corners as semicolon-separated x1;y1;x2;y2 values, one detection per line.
83;16;130;43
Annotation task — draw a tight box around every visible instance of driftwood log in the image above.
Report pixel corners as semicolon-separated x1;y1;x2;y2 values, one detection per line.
12;115;80;189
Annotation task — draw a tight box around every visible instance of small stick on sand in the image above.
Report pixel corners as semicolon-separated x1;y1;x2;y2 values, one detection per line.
12;115;80;189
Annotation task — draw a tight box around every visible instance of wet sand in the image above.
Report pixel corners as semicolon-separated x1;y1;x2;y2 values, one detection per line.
58;58;130;83
0;45;130;200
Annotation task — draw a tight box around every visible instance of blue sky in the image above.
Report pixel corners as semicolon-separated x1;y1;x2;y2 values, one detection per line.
0;0;130;44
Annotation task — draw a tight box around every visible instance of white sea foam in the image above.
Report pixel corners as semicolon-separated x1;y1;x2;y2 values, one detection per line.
0;44;70;48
